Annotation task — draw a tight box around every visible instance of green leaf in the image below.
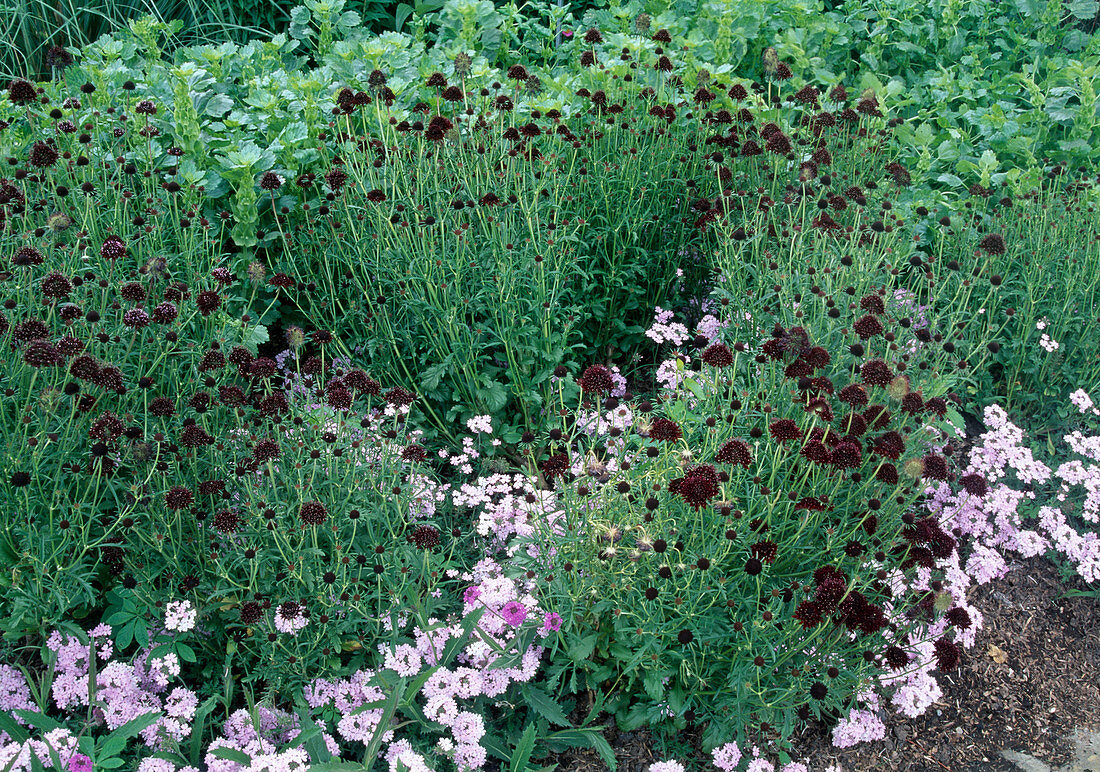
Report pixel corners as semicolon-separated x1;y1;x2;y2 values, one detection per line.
567;635;597;661
211;747;253;764
205;94;234;117
1067;0;1099;18
520;685;571;727
544;729;616;770
509;722;538;772
0;711;29;744
12;710;62;733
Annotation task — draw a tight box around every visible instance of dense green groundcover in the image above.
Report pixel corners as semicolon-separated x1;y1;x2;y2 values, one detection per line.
0;1;1098;770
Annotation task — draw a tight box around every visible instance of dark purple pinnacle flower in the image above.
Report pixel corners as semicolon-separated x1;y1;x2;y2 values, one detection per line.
978;234;1006;255
100;235;127;262
195;290;221;316
853;314;884;339
579;364;614;394
861;359;894;387
933;637;960;671
715;439;752;468
384;387;416;407
409;525;440;549
649;418;682;442
299;501;328;526
165;486;194;510
8;78;37;104
702;343;733;367
768;419;801;443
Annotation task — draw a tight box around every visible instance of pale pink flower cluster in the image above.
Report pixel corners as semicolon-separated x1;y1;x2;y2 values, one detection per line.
0;727;78;771
646;306;691;346
164;600;197;633
1070;389;1100;416
648;761;685;772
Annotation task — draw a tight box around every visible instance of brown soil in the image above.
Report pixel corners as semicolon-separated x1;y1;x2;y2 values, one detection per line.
546;555;1100;771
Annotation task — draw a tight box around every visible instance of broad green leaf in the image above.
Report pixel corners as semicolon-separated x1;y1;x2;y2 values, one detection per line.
509;722;538;772
520;685;571;727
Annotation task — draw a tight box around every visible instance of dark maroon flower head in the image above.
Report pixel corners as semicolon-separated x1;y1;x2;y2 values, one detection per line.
652;28;672;43
23;340;62;368
384;387;416;407
426;72;448;88
506;65;529;81
675;465;719;509
838;383;868;407
100;235;127;262
539;452;570;482
122;309;149;328
901;392;924;415
240;601;263;624
978;234;1006;255
884;645;910;670
299;501;328;526
933;637;960;671
751;539;778;563
409;524;440;549
152;302;178;324
8;79;37;104
278;601;300;620
649;418;682;442
728;83;748;101
922;454;949;481
252;439;280;462
213;508;244;534
875;463;899;485
441;86;464;102
870;431;905;460
960;473;988;497
945;606;972;630
29;141;59;168
839;412;867;437
702;342;734;367
794;600;824;627
13;246;44;267
325;167;348;191
41;271;73;299
800;441;830;464
768;418;801;443
924;396;947;417
793;85;819;106
864;404;891;430
579;364;615;395
401;443;427;462
259;171;283;191
195;290;222;316
179;424;213;448
806;347;830;369
715;439;752;468
860;359;893;387
579;50;597;67
165;486;194;510
829;441;862;469
149;397;175;417
119;282;147;303
853;314;884;339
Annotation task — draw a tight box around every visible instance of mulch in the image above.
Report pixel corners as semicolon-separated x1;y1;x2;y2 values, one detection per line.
545;555;1100;771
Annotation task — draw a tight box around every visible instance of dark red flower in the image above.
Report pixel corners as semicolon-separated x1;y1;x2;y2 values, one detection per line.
384;387;416;407
829;441;862;469
675;465;719;509
960;473;988;497
884;645;910;670
409;525;440;549
702;343;733;367
213;508;244;534
649;418;683;442
978;234;1005;255
838;384;868;407
875;463;899;485
195;290;221;316
922;454;949;481
853;315;884;339
860;359;893;387
579;365;615;395
165;486;194;510
751;540;778;563
768;419;801;443
715;439;752;467
933;637;960;671
299;501;328;526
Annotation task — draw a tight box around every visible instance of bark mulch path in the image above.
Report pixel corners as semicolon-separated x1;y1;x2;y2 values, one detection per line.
544;555;1100;771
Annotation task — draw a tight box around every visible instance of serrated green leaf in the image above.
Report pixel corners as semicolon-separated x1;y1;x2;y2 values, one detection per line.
520;685;571;727
509;722;538;772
